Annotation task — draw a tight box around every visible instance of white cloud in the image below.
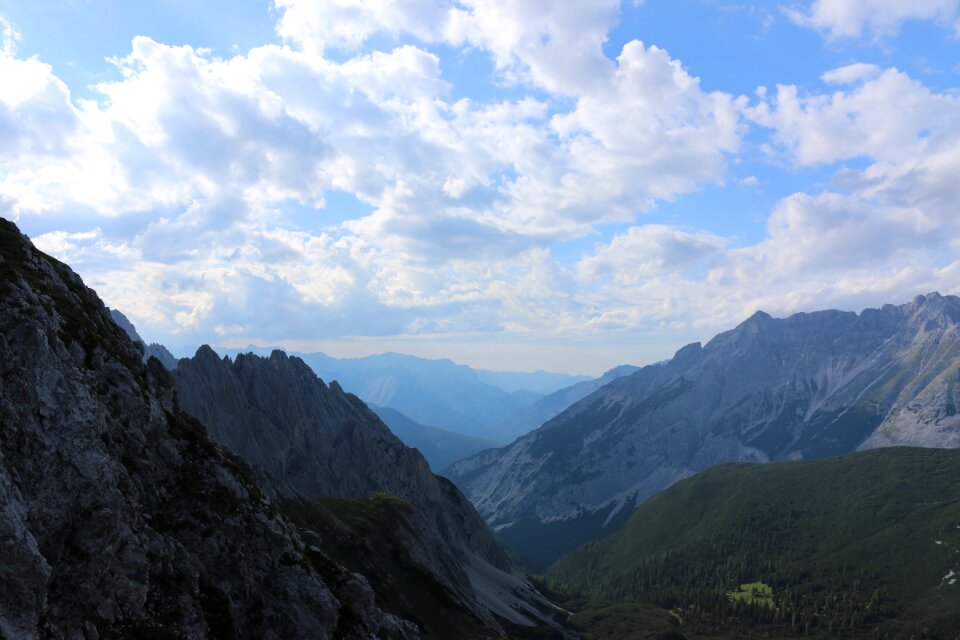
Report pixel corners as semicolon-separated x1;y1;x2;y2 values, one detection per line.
578;225;727;284
820;62;882;85
749;68;960;165
0;54;78;161
787;0;960;40
8;4;960;372
575;64;960;333
274;0;456;53
447;0;622;96
0;14;19;56
273;0;621;95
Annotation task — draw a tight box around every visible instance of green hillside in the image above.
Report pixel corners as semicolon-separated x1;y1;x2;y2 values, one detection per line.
547;447;960;639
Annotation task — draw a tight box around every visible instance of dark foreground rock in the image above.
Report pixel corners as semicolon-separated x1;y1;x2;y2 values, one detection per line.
0;217;417;639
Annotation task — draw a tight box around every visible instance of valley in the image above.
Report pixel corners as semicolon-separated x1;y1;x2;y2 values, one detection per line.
3;215;960;638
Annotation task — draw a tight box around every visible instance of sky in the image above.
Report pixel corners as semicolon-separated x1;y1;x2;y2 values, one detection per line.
1;0;960;375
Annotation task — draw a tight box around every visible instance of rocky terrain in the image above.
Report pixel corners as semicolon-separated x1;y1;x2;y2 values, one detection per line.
447;294;960;567
173;344;567;637
0;218;417;638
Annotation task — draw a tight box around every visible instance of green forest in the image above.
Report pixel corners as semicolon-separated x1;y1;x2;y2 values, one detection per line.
546;448;960;639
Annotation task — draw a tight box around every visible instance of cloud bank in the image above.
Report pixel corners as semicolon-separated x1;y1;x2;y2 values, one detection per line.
2;1;960;372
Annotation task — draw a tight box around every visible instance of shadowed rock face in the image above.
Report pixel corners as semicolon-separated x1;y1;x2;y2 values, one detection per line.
173;346;568;636
0;218;417;638
447;293;960;567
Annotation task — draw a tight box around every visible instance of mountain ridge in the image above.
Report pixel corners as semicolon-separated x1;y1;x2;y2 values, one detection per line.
447;293;960;567
172;343;569;636
216;347;560;442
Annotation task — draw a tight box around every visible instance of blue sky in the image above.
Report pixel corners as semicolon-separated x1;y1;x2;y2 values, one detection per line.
1;0;959;374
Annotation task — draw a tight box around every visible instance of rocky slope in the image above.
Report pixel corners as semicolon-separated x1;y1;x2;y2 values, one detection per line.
447;294;960;567
0;218;416;638
173;345;568;637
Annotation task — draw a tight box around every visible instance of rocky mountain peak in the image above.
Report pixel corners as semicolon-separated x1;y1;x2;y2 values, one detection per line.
904;291;960;328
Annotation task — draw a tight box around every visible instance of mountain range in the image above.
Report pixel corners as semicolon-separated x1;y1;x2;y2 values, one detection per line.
487;364;641;443
171;345;567;637
8;207;960;638
218;347;589;443
0;217;570;637
446;294;960;567
109;308;178;370
371;406;500;470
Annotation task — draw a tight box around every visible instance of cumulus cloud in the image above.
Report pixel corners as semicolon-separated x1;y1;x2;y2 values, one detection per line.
0;54;79;161
574;64;960;332
578;225;727;284
749;68;960;165
274;0;621;95
820;63;882;85
787;0;960;40
5;3;960;370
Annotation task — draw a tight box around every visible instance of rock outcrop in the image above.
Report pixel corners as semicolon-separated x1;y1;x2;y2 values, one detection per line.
0;217;417;638
447;294;960;567
173;345;568;637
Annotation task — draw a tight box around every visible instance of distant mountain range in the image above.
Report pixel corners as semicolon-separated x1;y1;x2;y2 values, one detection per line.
217;347;594;443
486;364;641;443
108;308;178;369
370;406;500;470
548;447;960;638
112;315;638;473
446;293;960;568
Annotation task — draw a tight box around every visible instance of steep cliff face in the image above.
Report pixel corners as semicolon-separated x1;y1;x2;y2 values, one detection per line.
0;218;417;638
173;345;567;636
447;294;960;567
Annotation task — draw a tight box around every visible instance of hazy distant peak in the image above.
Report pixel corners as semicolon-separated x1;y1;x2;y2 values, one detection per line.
108;308;143;343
